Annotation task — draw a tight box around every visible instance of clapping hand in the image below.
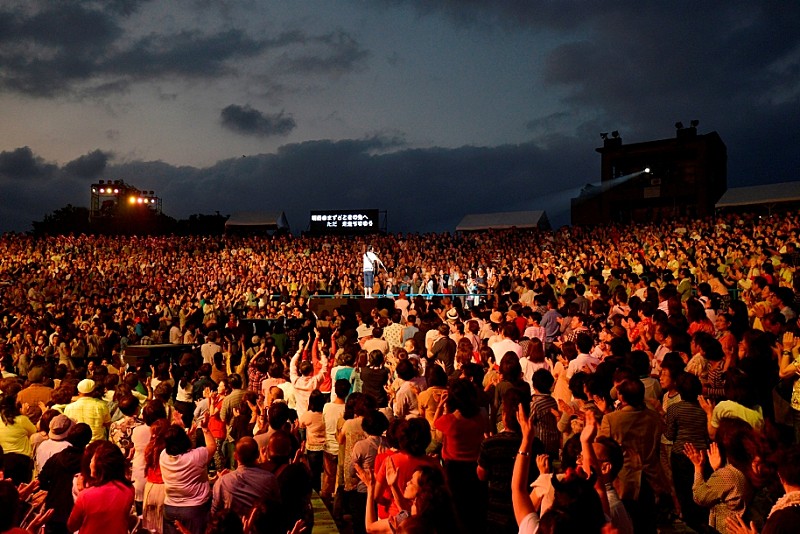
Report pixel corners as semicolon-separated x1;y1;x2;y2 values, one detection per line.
725;514;757;534
783;331;798;351
516;403;534;440
353;462;373;488
684;443;705;468
580;410;598;444
698;395;714;416
385;456;399;486
24;508;53;534
708;442;723;471
536;454;550;475
557;399;574;417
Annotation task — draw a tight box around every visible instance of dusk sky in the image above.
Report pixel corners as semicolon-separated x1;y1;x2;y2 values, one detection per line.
1;1;799;233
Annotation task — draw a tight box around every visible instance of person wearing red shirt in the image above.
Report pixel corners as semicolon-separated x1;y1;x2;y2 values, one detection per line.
434;379;489;534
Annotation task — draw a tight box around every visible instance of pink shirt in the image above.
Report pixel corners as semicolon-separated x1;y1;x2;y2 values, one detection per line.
67;481;135;534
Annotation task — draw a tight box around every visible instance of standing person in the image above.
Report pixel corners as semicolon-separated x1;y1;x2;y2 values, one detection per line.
434;379;488;534
67;441;135;534
477;389;538;534
0;395;37;458
360;350;391;409
321;379;349;503
290;339;329;419
39;423;93;534
160;419;217;534
349;410;390;534
299;390;327;493
142;419;169;534
363;245;383;299
63;379;110;443
598;379;663;534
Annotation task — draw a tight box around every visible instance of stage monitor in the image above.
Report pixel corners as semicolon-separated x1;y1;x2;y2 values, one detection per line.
309;209;379;235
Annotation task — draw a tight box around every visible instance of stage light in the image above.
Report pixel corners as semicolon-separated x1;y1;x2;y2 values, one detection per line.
644;167;651;173
675;122;684;129
600;132;609;140
92;188;97;193
129;197;136;204
611;131;620;138
113;188;119;194
137;198;144;204
690;119;699;127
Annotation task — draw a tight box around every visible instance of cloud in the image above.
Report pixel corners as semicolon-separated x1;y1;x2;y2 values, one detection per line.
95;135;593;233
64;150;112;178
104;29;272;80
220;105;296;138
0;135;593;232
280;30;370;77
0;147;57;180
0;3;369;98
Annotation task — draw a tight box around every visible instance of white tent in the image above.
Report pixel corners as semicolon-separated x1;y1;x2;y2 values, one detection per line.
716;181;800;208
456;210;549;232
225;211;290;232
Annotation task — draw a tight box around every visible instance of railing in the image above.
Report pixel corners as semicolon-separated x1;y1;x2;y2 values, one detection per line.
304;293;488;299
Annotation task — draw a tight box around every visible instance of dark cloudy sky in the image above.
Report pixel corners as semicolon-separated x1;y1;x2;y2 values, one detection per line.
1;1;799;233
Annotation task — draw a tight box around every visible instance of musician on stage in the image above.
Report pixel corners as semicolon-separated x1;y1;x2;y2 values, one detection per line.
362;245;384;298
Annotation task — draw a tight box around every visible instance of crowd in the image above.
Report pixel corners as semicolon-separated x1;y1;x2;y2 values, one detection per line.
0;209;799;534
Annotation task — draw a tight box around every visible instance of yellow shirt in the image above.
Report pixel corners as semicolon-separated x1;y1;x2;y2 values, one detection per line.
64;396;111;442
0;415;37;456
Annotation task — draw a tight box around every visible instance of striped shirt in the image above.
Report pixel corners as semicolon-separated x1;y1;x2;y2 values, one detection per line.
664;400;709;454
530;393;560;456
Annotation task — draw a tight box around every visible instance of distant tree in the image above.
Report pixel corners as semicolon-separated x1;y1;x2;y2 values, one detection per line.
32;204;92;235
31;204;230;236
176;212;229;235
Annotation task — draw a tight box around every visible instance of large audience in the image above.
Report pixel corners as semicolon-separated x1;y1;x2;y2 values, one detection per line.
0;209;799;534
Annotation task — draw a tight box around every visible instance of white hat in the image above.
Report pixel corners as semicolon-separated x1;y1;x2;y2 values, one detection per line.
77;379;96;394
357;324;371;339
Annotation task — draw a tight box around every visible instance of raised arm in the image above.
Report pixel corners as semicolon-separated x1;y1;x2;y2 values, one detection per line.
512;404;539;527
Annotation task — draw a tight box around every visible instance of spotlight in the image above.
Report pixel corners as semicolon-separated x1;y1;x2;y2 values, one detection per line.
600;132;609;140
690;119;699;127
644;167;651;173
129;197;136;204
137;198;144;204
92;188;97;193
113;188;119;194
675;121;684;129
611;131;620;138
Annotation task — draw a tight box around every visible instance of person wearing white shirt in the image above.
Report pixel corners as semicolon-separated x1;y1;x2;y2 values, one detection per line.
200;331;221;365
491;323;523;362
362;245;383;298
566;333;600;379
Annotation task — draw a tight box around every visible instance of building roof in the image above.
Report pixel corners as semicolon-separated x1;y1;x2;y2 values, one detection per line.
225;211;290;230
715;181;800;208
456;210;549;231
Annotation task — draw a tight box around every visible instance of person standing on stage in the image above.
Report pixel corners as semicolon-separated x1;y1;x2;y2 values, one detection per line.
363;245;383;299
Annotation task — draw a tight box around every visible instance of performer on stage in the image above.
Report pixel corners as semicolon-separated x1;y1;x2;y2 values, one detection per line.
362;245;383;298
